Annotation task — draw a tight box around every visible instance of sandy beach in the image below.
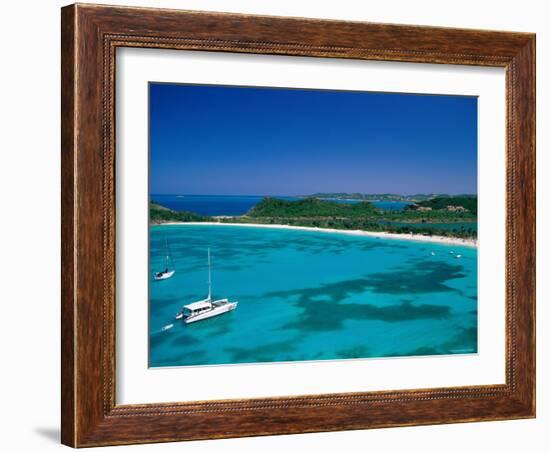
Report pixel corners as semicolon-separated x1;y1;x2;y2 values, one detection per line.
158;221;478;248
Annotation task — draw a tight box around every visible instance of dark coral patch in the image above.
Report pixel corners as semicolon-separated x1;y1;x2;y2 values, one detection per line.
150;349;207;367
170;334;201;347
336;345;371;359
179;350;208;365
267;261;465;306
149;330;172;349
441;327;478;353
225;339;297;363
403;346;441;356
283;299;450;332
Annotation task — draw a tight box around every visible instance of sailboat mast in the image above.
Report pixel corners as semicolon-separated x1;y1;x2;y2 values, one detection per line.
165;237;172;270
207;248;212;301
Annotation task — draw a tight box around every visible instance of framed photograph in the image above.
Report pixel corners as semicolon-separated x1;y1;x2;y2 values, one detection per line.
61;3;535;447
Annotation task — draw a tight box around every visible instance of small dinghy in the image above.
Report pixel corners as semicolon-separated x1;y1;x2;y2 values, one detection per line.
176;248;238;324
154;238;175;281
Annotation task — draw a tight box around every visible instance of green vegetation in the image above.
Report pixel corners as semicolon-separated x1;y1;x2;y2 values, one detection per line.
219;215;476;239
149;202;210;224
248;197;378;217
380;208;476;223
150;196;477;239
248;197;475;222
407;196;477;214
239;197;477;238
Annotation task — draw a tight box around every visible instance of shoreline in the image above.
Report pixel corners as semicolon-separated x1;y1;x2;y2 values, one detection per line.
156;222;477;248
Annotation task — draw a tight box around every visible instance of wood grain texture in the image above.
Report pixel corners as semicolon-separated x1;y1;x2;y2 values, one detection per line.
60;3;536;447
60;5;76;447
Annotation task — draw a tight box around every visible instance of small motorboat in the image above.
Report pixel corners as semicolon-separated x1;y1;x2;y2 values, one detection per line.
176;248;238;324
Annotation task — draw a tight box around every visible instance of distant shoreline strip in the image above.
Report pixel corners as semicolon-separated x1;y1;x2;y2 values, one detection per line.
154;222;478;248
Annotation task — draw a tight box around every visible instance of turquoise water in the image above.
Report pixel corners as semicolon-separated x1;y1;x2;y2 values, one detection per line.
371;200;414;211
149;225;477;367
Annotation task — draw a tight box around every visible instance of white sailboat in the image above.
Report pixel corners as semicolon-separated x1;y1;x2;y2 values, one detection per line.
175;248;238;324
153;238;175;281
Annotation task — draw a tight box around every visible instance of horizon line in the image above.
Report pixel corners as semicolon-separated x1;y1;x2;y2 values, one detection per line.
150;192;478;197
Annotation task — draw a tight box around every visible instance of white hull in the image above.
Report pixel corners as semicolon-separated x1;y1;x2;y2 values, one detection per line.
154;270;175;281
175;249;238;324
184;300;238;324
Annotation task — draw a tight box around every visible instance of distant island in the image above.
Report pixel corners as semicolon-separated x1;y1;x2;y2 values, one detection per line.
301;192;476;202
151;195;477;241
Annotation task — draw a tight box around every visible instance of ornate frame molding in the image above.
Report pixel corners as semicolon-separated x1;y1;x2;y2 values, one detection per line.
61;4;535;447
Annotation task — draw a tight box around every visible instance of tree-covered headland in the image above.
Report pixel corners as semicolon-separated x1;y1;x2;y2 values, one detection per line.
150;196;477;239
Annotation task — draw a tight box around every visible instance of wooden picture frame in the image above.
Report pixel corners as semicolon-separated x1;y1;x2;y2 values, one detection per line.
61;3;535;447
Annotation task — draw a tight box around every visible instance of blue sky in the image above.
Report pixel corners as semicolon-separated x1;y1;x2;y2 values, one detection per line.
149;83;477;196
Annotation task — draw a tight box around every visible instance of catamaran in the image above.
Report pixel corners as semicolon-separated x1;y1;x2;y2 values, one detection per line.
153;238;175;281
175;248;238;324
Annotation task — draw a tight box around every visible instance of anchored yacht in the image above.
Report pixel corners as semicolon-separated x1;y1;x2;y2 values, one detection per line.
153;238;175;281
175;248;238;324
